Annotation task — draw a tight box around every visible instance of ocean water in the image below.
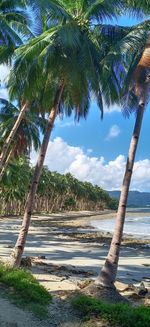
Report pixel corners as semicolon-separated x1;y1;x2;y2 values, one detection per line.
91;212;150;239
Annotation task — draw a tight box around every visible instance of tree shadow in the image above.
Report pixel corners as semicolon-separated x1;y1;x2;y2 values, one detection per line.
0;216;149;286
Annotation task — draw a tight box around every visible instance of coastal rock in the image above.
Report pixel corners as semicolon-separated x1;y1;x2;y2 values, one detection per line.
137;282;148;297
138;288;148;297
37;255;46;260
21;257;32;267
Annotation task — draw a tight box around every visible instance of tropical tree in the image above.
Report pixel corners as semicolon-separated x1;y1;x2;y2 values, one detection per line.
0;156;31;215
0;0;32;63
0;101;28;172
0;0;78;173
0;0;34;171
96;36;150;289
1;1;147;174
8;0;128;267
0;98;46;180
0;160;115;216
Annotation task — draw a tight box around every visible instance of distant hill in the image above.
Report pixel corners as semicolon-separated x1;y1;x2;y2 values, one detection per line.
108;190;150;207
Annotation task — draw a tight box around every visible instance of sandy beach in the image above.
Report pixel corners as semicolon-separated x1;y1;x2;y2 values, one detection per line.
0;210;150;293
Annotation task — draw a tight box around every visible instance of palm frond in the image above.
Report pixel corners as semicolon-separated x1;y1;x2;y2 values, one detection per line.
30;0;71;20
85;0;123;22
125;0;150;17
0;44;15;64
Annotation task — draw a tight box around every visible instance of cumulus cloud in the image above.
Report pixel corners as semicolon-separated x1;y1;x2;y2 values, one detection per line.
105;125;121;140
31;137;150;191
104;104;121;113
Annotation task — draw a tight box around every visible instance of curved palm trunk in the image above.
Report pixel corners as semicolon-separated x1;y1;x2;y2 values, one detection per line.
0;146;14;182
10;84;64;267
0;103;27;173
96;92;146;288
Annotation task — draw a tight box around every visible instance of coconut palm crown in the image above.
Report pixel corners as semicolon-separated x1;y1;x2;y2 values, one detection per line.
0;0;33;64
9;0;129;117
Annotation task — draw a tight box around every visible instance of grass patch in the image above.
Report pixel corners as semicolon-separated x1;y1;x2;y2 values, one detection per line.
0;263;52;318
72;295;150;327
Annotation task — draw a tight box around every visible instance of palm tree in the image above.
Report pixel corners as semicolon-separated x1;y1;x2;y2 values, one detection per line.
7;1;150;266
0;102;28;172
0;156;31;215
96;37;150;288
0;2;146;176
8;0;128;267
0;159;114;215
0;0;34;170
0;0;79;172
10;82;65;266
0;0;32;63
0;98;47;180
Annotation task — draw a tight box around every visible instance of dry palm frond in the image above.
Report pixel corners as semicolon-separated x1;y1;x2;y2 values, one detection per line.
138;37;150;67
132;37;150;97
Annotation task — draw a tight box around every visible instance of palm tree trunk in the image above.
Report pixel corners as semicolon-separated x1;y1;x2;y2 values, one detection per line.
10;83;64;267
0;103;27;172
96;92;146;289
0;146;14;182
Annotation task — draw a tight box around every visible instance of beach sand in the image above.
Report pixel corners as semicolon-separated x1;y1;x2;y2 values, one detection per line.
0;211;150;327
0;210;149;294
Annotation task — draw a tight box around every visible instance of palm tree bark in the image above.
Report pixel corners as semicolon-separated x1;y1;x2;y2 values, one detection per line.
0;103;27;173
96;90;147;288
0;146;14;182
10;83;64;267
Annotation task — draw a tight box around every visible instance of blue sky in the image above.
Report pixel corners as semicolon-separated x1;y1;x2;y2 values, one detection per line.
53;102;150;162
39;12;150;191
1;13;150;192
52;13;150;162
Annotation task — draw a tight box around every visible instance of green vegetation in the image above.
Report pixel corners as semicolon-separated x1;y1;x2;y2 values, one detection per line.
0;263;51;318
72;295;150;327
0;99;47;156
0;157;117;215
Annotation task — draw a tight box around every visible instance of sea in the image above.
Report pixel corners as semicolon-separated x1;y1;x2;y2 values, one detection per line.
91;208;150;240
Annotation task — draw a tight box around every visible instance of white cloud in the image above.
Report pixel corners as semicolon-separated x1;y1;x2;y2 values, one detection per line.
55;119;81;128
103;102;121;113
105;124;121;140
92;99;121;114
31;137;150;192
31;137;83;175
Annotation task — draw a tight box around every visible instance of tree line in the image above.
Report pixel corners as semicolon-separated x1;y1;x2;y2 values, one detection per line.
0;157;118;216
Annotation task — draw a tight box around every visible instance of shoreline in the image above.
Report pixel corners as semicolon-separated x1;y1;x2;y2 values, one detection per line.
41;209;150;245
0;212;150;327
0;210;150;293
